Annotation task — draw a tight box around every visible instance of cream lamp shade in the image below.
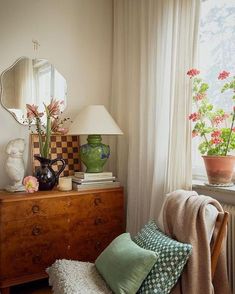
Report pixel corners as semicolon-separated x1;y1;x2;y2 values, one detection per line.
69;105;123;135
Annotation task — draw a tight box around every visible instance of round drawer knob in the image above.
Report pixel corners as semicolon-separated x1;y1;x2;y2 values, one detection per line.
94;217;103;225
32;205;40;213
32;225;41;236
95;241;101;250
94;198;101;206
32;255;42;264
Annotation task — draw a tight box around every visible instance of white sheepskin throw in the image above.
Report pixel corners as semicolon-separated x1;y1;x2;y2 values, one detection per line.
47;259;112;294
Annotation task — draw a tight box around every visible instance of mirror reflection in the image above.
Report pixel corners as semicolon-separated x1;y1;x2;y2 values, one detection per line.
0;57;67;124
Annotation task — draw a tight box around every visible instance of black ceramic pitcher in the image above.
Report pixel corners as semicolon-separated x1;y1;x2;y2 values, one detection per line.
34;155;66;191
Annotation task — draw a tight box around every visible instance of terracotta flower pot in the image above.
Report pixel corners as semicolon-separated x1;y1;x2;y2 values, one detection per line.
202;155;235;185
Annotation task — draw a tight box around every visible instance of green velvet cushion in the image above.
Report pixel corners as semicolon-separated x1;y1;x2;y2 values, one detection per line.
95;233;158;294
133;221;192;294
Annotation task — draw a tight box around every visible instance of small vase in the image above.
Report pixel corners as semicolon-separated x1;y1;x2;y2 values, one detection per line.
202;155;235;185
34;155;66;191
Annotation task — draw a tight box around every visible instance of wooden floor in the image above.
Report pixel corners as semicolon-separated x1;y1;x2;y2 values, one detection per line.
11;280;52;294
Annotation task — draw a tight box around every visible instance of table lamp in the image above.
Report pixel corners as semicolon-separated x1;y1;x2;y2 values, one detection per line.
69;105;123;173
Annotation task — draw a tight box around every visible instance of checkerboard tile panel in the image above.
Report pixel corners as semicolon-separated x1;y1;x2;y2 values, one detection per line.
31;134;81;177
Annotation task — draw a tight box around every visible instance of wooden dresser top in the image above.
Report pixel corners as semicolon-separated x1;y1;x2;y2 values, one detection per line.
0;187;123;202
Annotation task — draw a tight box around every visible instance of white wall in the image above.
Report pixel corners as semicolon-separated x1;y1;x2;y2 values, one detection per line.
0;0;113;188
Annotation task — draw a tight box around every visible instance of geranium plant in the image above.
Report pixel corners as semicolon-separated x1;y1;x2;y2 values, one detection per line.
188;69;235;156
26;98;70;159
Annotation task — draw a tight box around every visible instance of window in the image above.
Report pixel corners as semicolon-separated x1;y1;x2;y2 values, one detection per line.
33;60;67;112
192;0;235;179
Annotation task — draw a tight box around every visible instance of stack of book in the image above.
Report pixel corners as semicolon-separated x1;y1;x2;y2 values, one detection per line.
72;172;120;191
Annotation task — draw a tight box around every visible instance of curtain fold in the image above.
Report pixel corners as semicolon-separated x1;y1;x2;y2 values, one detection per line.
111;0;200;234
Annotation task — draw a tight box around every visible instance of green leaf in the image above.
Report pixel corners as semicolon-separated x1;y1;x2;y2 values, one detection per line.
200;83;209;92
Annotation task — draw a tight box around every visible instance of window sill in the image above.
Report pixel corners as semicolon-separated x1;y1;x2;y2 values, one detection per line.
192;180;235;206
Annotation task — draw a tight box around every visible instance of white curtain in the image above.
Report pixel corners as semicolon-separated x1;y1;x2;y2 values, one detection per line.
110;0;200;234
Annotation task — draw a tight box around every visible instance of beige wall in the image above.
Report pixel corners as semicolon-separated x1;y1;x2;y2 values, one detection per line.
0;0;113;188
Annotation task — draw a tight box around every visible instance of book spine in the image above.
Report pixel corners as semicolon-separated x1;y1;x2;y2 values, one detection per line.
72;182;120;190
72;177;116;183
74;172;113;179
72;180;115;185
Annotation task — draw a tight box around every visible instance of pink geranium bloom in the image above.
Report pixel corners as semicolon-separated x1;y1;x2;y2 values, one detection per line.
212;114;228;126
26;104;43;119
187;68;200;79
218;71;230;80
194;93;206;101
23;176;39;193
211;137;223;145
211;130;222;138
188;112;200;122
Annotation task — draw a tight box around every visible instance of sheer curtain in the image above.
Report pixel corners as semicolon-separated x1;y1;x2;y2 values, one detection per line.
110;0;200;234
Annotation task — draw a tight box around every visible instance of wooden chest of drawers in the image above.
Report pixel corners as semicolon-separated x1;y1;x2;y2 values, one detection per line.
0;188;125;293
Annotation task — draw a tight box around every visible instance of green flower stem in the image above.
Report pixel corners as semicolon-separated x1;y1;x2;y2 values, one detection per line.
224;111;235;156
195;100;210;148
36;117;44;157
43;116;51;159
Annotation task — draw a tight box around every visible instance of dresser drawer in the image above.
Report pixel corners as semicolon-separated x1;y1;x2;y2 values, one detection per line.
0;197;70;222
0;241;69;279
69;191;124;217
70;208;125;237
69;231;123;262
0;215;69;250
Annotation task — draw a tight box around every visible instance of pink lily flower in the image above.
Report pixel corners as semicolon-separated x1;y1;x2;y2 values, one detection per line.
46;98;61;118
26;104;43;119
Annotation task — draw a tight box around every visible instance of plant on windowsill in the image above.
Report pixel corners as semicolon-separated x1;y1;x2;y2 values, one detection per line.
26;99;69;190
188;69;235;185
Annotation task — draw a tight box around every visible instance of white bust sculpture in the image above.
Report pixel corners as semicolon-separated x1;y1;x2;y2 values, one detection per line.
5;138;26;192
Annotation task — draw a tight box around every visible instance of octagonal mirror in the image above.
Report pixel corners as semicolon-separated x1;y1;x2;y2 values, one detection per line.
0;57;67;124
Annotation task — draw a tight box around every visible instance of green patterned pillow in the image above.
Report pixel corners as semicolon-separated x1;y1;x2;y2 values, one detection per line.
133;221;192;294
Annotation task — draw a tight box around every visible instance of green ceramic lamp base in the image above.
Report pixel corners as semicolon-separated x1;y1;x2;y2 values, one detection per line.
80;135;110;173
